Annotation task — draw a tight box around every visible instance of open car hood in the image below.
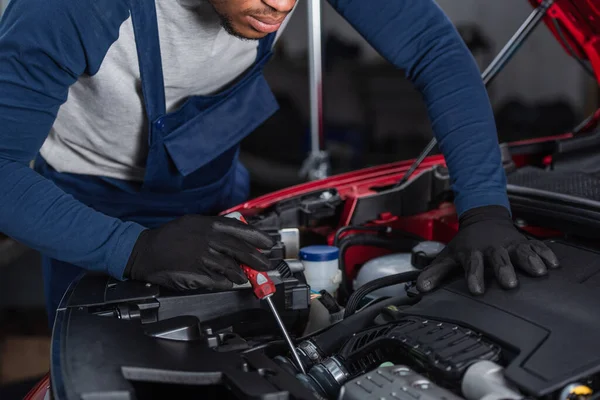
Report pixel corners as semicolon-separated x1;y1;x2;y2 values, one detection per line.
521;1;600;130
534;0;600;80
527;1;600;130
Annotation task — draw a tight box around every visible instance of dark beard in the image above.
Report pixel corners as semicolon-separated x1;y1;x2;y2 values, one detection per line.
213;8;258;41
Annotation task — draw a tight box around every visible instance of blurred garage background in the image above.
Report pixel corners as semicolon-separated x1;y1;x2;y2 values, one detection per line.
0;0;597;398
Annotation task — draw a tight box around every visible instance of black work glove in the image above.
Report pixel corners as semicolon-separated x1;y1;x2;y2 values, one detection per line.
416;205;559;295
124;215;275;291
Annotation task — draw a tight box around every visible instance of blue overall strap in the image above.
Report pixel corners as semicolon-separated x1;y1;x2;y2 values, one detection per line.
257;31;278;59
129;0;167;123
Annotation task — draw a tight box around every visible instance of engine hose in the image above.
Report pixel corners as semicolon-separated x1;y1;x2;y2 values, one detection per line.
333;225;423;247
311;295;417;355
338;234;421;300
333;225;392;247
344;270;422;318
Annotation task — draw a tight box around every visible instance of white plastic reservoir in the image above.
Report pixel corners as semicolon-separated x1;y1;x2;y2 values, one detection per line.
299;245;341;295
353;241;446;299
353;253;416;298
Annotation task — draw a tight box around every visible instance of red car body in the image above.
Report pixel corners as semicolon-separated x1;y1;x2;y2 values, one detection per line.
24;0;600;398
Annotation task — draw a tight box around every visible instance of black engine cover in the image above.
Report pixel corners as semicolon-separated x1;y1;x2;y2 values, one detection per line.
397;239;600;397
50;269;313;400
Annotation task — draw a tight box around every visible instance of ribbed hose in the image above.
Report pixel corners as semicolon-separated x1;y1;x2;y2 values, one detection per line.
333;226;392;247
311;295;417;355
343;270;421;318
338;234;421;299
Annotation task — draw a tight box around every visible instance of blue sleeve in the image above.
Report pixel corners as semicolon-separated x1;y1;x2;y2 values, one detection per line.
328;0;510;216
0;0;146;279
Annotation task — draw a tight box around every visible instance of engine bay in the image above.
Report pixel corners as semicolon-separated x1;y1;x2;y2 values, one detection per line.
49;164;600;400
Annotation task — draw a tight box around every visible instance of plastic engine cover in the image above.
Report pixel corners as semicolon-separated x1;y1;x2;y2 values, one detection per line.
394;239;600;397
49;268;312;400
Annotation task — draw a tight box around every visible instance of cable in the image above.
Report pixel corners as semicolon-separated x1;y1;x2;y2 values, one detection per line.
333;224;423;247
333;225;392;247
355;296;392;312
337;234;422;301
344;270;422;318
552;18;596;78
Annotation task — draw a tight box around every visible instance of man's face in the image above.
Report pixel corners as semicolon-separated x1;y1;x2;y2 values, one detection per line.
208;0;296;40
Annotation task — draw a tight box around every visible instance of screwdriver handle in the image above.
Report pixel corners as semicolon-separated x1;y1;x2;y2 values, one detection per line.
241;265;276;299
224;212;277;300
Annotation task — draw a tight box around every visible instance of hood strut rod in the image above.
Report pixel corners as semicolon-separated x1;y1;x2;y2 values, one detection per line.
395;0;555;188
300;0;331;181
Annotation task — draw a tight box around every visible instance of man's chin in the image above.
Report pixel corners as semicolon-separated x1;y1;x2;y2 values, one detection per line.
232;29;268;41
221;21;265;41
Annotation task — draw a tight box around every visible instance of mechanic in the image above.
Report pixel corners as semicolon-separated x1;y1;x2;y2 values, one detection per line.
0;0;560;324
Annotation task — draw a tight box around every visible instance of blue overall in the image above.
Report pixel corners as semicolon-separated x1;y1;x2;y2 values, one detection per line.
33;0;279;324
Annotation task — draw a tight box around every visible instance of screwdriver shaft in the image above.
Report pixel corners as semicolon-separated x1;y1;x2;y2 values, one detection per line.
265;296;306;374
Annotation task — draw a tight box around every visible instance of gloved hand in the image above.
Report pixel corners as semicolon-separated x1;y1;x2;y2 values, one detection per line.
124;215;275;291
416;205;560;295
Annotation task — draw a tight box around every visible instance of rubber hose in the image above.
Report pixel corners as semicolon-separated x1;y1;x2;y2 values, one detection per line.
311;295;416;355
333;226;391;247
334;225;423;247
338;235;421;298
344;270;421;318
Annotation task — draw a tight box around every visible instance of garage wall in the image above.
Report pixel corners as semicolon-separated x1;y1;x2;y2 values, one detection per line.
279;0;594;111
438;0;592;110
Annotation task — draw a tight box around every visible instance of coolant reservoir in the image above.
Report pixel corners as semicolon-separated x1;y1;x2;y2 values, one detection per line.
300;245;341;295
353;241;445;298
353;253;415;298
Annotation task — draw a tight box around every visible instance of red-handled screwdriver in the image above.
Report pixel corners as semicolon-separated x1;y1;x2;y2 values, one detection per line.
224;212;306;374
240;265;276;299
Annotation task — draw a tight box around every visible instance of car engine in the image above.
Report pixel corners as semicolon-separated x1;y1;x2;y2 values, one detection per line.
48;177;600;400
50;238;600;400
